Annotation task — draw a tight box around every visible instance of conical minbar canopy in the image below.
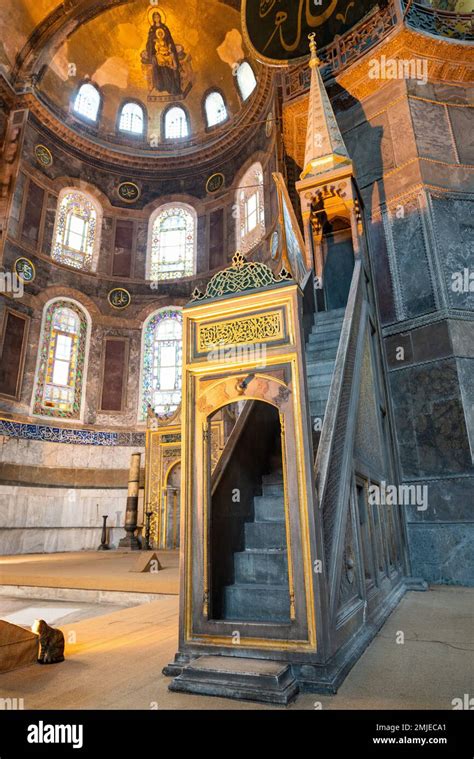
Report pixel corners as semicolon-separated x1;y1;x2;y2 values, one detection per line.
301;33;351;180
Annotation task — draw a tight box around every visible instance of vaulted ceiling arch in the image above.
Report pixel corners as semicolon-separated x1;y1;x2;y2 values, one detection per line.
12;0;136;86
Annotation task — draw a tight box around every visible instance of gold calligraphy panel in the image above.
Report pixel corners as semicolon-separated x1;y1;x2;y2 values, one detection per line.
197;310;284;352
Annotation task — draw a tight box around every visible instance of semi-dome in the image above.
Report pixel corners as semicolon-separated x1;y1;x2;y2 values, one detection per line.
4;0;262;152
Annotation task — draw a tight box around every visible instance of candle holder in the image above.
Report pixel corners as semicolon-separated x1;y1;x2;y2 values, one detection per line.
119;452;141;550
144;511;154;551
97;514;110;551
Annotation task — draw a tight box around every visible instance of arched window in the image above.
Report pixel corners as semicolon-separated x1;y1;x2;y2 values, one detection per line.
141;309;183;419
52;189;101;272
236;162;265;253
119;102;144;135
73;83;101;122
205;91;227;128
164;106;189;139
148;205;196;281
236;62;257;101
32;299;89;420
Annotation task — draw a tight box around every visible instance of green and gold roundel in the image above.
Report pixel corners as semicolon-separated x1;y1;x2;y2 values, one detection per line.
34;144;53;167
206;173;225;194
242;0;378;65
108;288;131;309
117;182;141;203
14;257;36;283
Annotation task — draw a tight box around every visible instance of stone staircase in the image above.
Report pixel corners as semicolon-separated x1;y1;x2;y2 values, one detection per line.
222;466;291;623
306;308;345;451
219;309;345;624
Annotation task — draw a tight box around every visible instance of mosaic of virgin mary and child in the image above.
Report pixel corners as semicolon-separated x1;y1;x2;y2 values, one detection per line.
141;10;193;98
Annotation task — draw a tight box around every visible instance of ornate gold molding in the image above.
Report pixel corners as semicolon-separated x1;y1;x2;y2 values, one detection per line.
10;67;274;173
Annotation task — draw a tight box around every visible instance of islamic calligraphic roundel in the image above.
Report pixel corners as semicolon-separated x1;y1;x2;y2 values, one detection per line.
206;173;225;195
242;0;378;65
108;288;131;310
13;257;36;283
117;182;141;203
34;144;53;167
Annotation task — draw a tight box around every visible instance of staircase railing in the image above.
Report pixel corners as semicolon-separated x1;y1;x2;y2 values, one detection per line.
282;1;400;97
211;400;255;495
402;1;474;41
313;258;366;616
282;0;472;101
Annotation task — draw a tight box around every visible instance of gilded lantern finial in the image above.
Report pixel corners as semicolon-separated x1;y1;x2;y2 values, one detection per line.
308;33;320;67
231;250;246;270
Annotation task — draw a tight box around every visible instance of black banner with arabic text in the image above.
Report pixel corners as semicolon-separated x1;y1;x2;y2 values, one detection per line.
242;0;379;64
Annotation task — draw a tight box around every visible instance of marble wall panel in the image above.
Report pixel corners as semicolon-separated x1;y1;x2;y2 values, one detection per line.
408;523;474;586
458;358;474;461
430;195;474;312
0;438;144;469
0;485;134;554
390;199;436;319
389;358;474;479
405;476;474;524
450;320;474;358
368;218;397;326
386;97;417;168
448;105;474;165
344;111;394;189
384;321;452;369
409;99;457;163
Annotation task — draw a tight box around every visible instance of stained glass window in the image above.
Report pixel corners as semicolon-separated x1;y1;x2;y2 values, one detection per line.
52;190;100;271
164;106;189;139
33;300;88;419
141;309;183;419
237;163;265;253
119;102;144;135
73;83;101;122
205;91;227;127
236;62;257;101
149;206;195;281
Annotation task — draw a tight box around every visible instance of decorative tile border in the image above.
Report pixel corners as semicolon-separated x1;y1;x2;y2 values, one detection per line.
0;419;145;447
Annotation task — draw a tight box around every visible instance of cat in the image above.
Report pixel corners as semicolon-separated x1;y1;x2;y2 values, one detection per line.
31;619;65;664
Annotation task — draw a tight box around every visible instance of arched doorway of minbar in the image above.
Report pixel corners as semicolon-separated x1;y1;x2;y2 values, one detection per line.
163;461;181;550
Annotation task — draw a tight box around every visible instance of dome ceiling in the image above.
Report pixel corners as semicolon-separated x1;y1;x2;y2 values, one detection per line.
0;0;60;70
0;0;264;150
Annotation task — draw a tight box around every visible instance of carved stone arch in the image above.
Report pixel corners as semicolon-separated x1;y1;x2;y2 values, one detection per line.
229;150;271;193
49;176;114;211
142;194;206;217
135;299;188;325
197;373;292;419
33;284;101;318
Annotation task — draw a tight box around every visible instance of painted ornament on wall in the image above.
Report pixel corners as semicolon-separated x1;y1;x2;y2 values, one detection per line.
117;182;141;203
108;288;131;310
13;257;36;283
141;8;194;100
34;144;53;167
206;172;225;194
